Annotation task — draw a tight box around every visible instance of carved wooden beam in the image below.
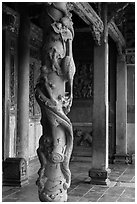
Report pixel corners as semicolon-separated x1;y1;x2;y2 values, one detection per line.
72;2;104;45
72;2;104;32
72;2;126;50
108;20;126;56
108;20;125;47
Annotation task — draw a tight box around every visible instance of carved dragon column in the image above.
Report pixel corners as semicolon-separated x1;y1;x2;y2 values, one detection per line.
35;2;75;202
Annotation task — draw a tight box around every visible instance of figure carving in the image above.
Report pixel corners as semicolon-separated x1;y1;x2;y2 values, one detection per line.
35;3;75;202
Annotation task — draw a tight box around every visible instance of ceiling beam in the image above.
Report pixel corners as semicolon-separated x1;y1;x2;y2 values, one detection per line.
108;20;126;48
72;3;125;51
72;2;104;33
75;23;125;48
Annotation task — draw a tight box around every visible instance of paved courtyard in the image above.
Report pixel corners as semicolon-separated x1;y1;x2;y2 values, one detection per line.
2;160;135;202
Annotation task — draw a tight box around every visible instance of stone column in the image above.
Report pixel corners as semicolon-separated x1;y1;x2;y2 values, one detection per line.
89;3;110;185
3;4;30;187
35;3;75;202
15;5;30;185
115;55;128;162
16;6;30;162
2;9;16;160
3;30;10;160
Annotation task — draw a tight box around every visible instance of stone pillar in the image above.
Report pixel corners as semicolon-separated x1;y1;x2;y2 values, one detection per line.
15;5;30;184
3;30;10;160
2;9;16;160
89;3;110;185
115;55;128;162
3;4;30;186
35;3;75;202
16;6;30;162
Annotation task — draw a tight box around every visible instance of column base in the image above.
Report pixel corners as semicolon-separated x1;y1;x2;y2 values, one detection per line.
89;169;110;185
3;158;29;187
114;153;132;164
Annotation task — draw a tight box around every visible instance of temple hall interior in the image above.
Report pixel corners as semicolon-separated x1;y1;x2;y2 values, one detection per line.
2;2;135;202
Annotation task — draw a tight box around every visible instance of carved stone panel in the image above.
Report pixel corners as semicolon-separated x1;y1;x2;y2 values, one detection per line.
74;62;93;99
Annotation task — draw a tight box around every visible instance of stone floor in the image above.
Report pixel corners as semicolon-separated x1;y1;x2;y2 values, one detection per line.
2;160;135;202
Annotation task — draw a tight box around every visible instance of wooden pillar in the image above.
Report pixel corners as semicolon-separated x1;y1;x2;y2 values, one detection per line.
89;3;110;185
16;6;30;162
115;55;128;162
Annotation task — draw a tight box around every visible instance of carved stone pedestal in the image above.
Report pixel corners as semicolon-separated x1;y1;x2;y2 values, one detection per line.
89;169;110;185
3;158;28;186
114;154;132;164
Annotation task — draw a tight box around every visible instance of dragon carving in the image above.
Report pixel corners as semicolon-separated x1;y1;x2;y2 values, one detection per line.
35;3;75;202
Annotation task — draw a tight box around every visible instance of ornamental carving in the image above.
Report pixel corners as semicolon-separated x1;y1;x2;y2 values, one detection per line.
35;3;75;202
74;63;93;99
90;25;101;45
74;129;92;147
